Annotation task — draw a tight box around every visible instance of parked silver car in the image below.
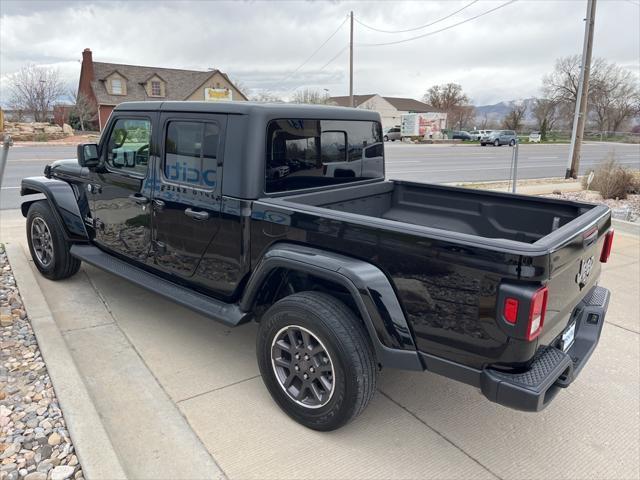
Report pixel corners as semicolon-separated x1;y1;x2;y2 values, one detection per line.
481;130;517;146
384;127;402;142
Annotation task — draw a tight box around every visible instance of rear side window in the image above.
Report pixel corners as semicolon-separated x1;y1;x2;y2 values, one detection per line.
164;121;220;189
266;119;384;193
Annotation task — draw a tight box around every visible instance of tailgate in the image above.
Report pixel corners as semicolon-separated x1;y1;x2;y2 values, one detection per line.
537;205;612;346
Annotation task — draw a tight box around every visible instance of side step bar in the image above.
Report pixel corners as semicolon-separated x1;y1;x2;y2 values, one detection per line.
70;244;249;327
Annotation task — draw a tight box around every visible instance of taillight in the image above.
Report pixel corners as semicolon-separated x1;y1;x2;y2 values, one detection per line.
526;286;548;341
504;298;519;324
600;229;614;263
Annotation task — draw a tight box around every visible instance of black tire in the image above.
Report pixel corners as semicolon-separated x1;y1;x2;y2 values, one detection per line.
384;135;389;142
494;139;500;147
480;142;486;146
509;139;516;146
26;201;81;280
257;291;377;431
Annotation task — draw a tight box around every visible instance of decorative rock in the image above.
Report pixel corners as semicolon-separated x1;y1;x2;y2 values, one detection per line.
36;460;52;474
24;473;47;480
47;433;61;446
50;465;75;480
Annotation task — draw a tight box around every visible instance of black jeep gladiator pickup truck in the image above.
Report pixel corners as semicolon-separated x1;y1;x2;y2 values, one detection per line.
21;102;613;431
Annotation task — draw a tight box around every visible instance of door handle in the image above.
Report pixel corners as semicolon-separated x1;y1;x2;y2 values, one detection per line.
129;194;149;205
184;208;209;221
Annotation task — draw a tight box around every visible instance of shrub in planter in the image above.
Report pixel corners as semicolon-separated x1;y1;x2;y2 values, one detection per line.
583;156;636;199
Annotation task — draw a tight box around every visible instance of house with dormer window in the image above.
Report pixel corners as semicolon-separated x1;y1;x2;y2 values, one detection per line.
77;48;248;130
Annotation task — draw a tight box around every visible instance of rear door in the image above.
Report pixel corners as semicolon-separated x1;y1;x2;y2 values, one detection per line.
150;113;227;278
89;114;155;263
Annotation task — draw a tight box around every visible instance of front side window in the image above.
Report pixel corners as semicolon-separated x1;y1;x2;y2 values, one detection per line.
164;121;220;189
105;118;151;176
111;78;123;95
266;119;383;193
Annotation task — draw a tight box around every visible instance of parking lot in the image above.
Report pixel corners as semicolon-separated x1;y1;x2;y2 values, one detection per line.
1;210;638;480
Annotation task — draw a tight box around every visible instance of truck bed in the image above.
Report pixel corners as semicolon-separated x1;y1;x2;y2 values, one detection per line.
281;180;595;244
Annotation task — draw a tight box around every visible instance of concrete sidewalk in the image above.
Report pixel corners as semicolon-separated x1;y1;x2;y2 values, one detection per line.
1;208;639;479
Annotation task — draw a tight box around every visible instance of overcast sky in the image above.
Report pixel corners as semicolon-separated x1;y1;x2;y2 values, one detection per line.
1;0;638;106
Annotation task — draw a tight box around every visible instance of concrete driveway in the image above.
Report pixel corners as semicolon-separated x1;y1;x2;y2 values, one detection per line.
1;209;639;480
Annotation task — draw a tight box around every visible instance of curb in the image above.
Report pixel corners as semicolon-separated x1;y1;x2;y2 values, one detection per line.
5;243;128;480
612;219;640;236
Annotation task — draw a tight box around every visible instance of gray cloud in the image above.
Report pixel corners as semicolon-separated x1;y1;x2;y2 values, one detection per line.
1;0;638;105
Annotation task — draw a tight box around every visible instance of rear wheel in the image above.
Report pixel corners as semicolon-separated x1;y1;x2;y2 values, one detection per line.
509;139;516;146
26;201;81;280
480;142;486;146
257;291;377;431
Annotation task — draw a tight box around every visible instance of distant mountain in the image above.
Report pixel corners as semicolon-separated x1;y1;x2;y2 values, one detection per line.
474;98;537;123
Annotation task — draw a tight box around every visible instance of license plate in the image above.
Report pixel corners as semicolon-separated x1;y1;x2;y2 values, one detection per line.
562;321;576;352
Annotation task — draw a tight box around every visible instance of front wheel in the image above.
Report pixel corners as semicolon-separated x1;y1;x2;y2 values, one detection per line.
494;139;500;146
257;291;377;431
26;201;81;280
383;135;389;142
480;142;486;146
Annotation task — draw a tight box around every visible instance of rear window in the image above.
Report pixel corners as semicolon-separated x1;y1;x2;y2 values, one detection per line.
266;119;384;193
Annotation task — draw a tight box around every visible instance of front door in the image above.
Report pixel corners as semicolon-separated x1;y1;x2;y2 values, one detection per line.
150;113;226;280
89;115;154;262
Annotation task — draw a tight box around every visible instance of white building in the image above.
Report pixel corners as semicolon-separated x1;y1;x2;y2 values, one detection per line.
327;94;442;130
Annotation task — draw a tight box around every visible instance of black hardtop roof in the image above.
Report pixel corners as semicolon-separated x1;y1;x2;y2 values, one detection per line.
114;101;381;121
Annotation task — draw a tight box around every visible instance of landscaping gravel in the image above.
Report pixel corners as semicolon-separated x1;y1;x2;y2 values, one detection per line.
0;247;83;480
543;191;640;222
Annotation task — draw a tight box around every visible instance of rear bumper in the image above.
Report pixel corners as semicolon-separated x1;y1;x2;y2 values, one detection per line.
420;286;610;412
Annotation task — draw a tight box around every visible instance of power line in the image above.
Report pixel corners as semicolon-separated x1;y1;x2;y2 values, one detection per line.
276;16;348;86
285;45;349;97
319;45;349;71
358;0;518;47
354;0;479;34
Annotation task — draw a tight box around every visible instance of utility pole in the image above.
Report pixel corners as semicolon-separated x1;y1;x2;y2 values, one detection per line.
349;11;354;107
566;0;597;179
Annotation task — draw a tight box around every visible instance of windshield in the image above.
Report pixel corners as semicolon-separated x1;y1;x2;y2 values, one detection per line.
266;119;384;193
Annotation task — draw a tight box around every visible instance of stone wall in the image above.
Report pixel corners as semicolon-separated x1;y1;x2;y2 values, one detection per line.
3;122;73;141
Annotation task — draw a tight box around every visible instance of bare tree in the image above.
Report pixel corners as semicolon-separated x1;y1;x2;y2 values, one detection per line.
228;76;249;98
590;63;639;134
290;88;325;105
532;98;559;140
9;64;65;122
423;83;471;128
502;104;527;131
250;90;283;103
450;105;475;130
68;89;97;131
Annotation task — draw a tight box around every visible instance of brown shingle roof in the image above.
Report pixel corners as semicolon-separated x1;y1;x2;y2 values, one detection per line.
326;94;376;107
327;94;439;112
382;97;439;113
91;62;247;104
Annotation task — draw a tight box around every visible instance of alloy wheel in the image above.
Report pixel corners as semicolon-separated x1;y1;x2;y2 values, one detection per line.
31;217;54;267
271;325;335;409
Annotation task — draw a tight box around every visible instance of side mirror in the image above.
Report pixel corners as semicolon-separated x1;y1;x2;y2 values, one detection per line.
77;143;99;168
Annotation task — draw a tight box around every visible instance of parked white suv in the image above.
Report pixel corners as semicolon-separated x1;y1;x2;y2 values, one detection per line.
470;130;492;141
528;131;542;143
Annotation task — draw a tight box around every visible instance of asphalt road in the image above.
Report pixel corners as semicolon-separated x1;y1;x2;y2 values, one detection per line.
1;142;639;210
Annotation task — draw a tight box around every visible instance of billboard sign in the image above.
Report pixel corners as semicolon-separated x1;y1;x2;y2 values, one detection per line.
204;88;233;102
401;112;447;137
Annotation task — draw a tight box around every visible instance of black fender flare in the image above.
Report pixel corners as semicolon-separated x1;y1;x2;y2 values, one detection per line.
21;176;89;242
241;243;423;371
